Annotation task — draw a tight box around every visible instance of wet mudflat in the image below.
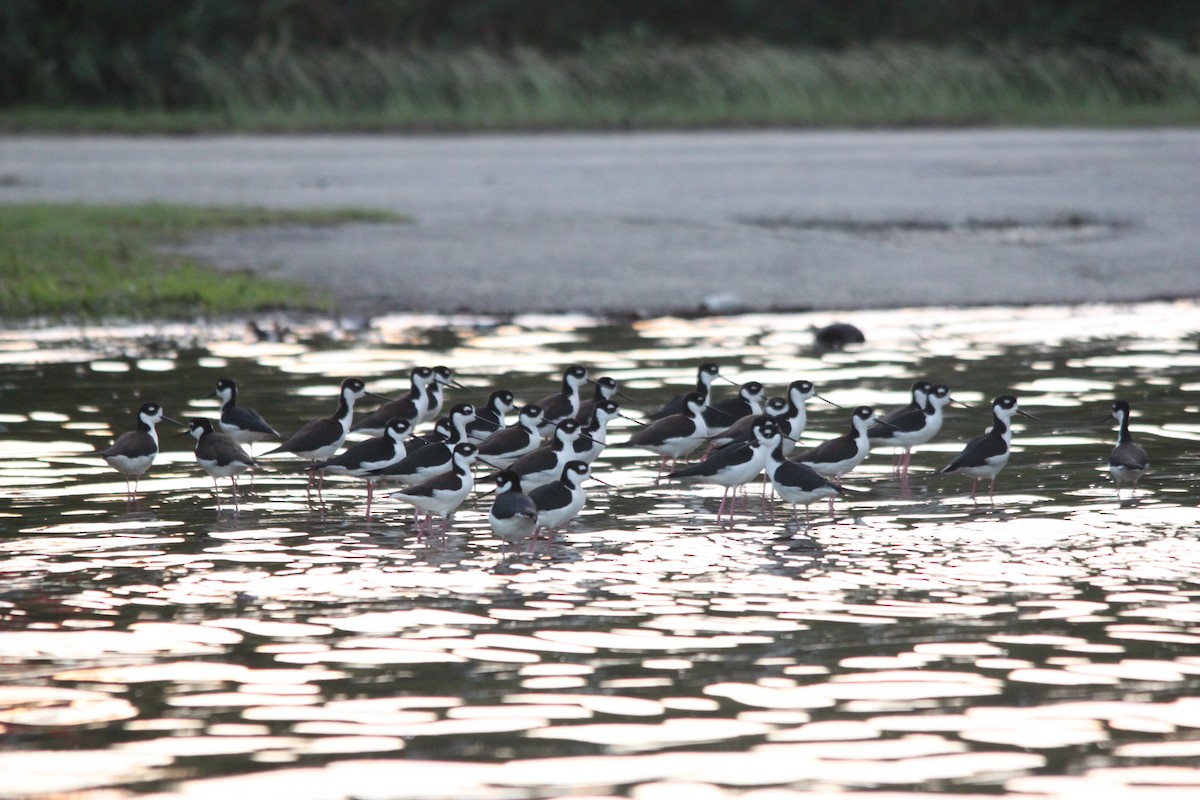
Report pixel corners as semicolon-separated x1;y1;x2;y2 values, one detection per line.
1;301;1199;799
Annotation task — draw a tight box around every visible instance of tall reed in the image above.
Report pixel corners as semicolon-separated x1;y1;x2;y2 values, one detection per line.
8;39;1200;131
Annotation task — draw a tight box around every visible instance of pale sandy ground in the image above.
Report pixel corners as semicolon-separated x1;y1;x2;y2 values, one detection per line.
3;129;1199;318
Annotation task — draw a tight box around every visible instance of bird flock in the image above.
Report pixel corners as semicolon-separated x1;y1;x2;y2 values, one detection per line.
96;363;1150;543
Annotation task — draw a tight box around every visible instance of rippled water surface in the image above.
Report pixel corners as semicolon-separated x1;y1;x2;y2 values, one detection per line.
2;303;1199;799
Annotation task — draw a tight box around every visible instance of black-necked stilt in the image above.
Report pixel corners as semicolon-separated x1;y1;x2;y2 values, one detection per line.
308;417;413;518
185;417;257;511
529;460;593;539
722;380;826;455
99;402;178;500
478;404;545;469
711;395;789;450
669;416;778;524
510;417;588;491
868;381;952;479
627;391;710;479
875;381;933;431
260;377;382;499
388;442;478;537
488;470;538;547
467;389;516;442
703;380;766;430
352;366;435;436
647;362;729;421
939;394;1038;502
536;365;589;430
210;378;280;455
792;406;878;483
765;433;842;524
370;403;476;485
1106;399;1149;498
777;379;833;455
421;365;461;425
575;399;626;464
575;376;624;423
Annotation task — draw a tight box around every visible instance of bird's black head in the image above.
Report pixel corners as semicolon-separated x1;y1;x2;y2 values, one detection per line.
187;417;214;435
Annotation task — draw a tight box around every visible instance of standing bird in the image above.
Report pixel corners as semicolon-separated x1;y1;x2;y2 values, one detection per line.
868;382;953;480
878;381;933;430
536;365;590;430
575;376;625;423
352;366;436;436
1106;400;1149;498
307;417;413;518
99;402;178;501
792;406;879;484
509;418;589;492
185;417;257;511
467;389;516;442
369;403;476;486
260;377;381;500
575;399;626;464
776;379;837;455
389;442;479;537
626;391;710;480
478;404;545;469
647;363;729;421
422;365;462;425
764;430;843;524
703;380;766;431
940;395;1039;502
716;380;828;454
528;461;594;540
669;416;778;524
487;470;539;548
210;378;280;455
716;396;788;449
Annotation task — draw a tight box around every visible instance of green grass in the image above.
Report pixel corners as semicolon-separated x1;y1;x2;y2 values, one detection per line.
4;39;1200;132
0;204;405;321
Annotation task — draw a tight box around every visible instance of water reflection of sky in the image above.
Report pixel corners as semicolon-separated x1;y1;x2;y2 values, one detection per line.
0;302;1198;798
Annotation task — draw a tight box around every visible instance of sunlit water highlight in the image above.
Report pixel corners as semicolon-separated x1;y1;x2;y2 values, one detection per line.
1;302;1199;799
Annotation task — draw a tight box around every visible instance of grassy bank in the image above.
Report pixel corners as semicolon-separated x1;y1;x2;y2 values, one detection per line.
0;204;405;321
5;39;1200;133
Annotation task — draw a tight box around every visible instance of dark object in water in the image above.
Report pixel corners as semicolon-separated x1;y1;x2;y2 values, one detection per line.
813;323;866;351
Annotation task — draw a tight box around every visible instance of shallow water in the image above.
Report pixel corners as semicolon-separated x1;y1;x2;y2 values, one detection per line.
1;302;1199;799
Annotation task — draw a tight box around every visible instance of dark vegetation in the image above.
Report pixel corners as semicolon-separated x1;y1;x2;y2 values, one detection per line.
3;1;1199;130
